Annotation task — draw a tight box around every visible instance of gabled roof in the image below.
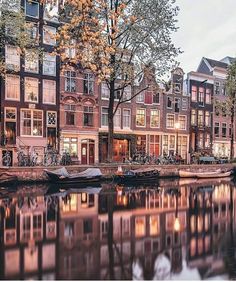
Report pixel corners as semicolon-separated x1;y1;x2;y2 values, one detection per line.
220;56;236;65
204;58;228;69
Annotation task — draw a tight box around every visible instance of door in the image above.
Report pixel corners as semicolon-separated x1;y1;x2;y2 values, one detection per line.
89;144;95;164
81;144;87;164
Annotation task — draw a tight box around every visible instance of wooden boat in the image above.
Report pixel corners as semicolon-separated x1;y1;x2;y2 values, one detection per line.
179;169;221;178
115;167;159;183
44;167;102;184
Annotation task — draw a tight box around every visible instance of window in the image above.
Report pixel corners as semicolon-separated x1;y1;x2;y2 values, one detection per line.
179;115;186;130
25;77;38;103
166;114;175;128
26;22;38;41
167;97;172;108
222;83;226;95
43;25;56;45
65;43;76;59
47;111;57;127
174;82;181;93
153;93;160;104
150;216;159;236
123;86;131;101
43;80;56;104
136;109;145;127
114;90;121;100
222;123;227;138
21;109;43;136
182;98;188;110
101;107;108;126
136;135;146;155
114;109;121;128
135;217;146;237
198;133;203;149
5;75;20;101
136;92;144;103
44;1;59;22
149;135;160;156
5;46;20;70
65;71;76;92
25;0;39;18
206;134;210;148
191;86;197;101
198;110;204;127
174;98;180;112
101;83;109;99
123;109;131;128
206;89;211;104
214;122;220;137
83;73;94;95
198;87;204;106
65;104;75;125
43;53;56;76
205;111;210;127
191;109;196;125
215;82;220;95
5;107;17;145
25;50;39;73
150;110;160;128
83;106;93;127
63;138;78;157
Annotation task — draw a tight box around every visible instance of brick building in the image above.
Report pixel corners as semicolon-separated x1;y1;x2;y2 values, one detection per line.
0;0;60;165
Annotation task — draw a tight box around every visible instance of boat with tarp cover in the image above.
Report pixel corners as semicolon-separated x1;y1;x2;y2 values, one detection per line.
115;167;159;183
44;167;102;184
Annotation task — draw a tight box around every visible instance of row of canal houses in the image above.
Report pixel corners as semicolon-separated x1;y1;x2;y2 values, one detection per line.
0;180;235;279
0;0;236;165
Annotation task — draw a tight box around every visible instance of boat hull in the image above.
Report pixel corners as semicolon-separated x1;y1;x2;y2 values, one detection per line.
179;169;221;178
115;169;159;184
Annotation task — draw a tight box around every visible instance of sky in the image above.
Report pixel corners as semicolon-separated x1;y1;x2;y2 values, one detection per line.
172;0;236;75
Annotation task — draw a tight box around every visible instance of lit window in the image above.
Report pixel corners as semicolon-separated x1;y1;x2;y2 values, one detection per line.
21;109;43;136
150;109;160;128
63;138;78;157
25;50;39;73
135;216;145;237
136;109;145;127
166;114;175;128
5;75;20;101
25;77;38;103
5;46;20;70
43;53;56;76
150;216;159;236
43;25;56;46
43;80;56;104
191;86;197;101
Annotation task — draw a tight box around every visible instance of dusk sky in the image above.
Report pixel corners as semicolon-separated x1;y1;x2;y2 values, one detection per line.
172;0;236;75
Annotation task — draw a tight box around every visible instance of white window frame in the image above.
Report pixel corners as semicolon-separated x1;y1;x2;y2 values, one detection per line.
114;108;121;128
47;111;57;127
136;92;144;103
43;25;56;46
136;108;146;127
101;107;108;127
150;109;160;128
24;77;39;103
123;108;131;129
43;79;56;105
25;50;39;73
166;114;175;129
5;75;20;101
178;115;187;130
43;53;56;76
5;45;20;70
20;109;43;137
101;82;110;100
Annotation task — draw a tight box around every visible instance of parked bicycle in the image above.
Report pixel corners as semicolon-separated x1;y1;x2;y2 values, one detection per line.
2;149;12;167
43;148;60;166
60;151;72;166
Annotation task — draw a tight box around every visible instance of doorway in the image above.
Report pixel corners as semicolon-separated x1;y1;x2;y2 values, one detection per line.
81;139;95;165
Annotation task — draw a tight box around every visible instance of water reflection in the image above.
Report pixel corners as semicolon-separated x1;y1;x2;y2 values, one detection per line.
0;178;236;280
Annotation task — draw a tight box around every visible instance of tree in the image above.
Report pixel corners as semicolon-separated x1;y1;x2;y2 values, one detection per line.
226;61;236;160
48;0;180;161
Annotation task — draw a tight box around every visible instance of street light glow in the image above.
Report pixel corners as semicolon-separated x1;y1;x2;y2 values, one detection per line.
175;122;180;129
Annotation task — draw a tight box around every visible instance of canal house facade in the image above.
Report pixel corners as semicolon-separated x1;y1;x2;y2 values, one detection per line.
0;0;60;165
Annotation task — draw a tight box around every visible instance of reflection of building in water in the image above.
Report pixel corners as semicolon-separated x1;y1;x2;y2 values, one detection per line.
0;192;58;280
98;185;189;280
58;191;100;280
188;182;236;280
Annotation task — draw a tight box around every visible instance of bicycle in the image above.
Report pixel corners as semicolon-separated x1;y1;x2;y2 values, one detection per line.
2;149;12;167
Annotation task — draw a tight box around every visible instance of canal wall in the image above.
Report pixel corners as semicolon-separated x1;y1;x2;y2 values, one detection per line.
0;163;235;183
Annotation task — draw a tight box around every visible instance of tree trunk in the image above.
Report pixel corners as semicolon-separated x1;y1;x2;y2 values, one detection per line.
107;79;115;162
230;103;235;161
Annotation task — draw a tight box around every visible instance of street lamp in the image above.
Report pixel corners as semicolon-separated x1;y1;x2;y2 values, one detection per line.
175;122;180;156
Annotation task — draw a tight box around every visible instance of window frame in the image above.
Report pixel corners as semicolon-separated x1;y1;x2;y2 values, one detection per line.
136;108;146;127
123;108;131;129
5;75;20;101
166;114;175;129
43;79;56;105
20;109;43;137
24;77;39;103
150;109;160;128
25;0;39;18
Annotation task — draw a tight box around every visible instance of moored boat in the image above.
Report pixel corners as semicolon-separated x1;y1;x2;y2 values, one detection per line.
197;170;232;178
115;167;159;183
0;172;18;186
44;167;102;184
179;168;232;178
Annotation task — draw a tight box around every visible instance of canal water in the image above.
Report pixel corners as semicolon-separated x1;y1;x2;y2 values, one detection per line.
1;177;236;280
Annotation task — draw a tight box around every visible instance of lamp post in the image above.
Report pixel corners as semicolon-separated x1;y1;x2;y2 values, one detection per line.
175;122;180;156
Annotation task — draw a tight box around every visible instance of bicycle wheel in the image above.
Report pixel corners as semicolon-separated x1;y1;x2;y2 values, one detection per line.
3;154;11;167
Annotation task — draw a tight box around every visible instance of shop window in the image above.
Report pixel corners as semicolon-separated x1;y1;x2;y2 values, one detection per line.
63;137;78;157
136;135;146;155
149;135;160;156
